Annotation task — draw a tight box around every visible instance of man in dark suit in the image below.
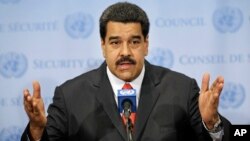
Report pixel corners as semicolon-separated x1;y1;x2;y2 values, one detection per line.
22;2;231;141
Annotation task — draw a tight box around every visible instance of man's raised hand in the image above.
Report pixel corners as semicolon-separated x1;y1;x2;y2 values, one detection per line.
23;81;47;140
199;73;224;129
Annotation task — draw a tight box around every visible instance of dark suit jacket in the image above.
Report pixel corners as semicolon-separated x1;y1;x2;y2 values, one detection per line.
22;61;231;141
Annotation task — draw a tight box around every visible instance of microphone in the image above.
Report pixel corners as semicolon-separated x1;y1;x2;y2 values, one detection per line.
118;88;136;141
123;100;132;118
117;88;136;116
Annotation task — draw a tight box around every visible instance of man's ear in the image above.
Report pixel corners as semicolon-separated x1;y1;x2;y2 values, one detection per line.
101;39;106;58
144;35;149;56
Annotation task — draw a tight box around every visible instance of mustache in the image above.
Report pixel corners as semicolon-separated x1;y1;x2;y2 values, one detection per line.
116;56;136;65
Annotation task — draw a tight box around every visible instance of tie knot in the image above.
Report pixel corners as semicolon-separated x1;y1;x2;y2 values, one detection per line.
122;83;133;89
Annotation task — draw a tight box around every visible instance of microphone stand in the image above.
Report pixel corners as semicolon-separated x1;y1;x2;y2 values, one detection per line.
124;109;134;141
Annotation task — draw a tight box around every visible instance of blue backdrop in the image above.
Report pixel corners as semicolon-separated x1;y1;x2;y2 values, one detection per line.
0;0;249;140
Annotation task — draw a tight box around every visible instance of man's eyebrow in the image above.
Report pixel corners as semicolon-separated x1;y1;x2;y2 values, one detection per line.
108;36;120;41
131;35;142;39
108;35;142;41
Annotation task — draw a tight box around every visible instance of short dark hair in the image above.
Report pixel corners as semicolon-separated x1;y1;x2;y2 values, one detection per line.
99;2;150;40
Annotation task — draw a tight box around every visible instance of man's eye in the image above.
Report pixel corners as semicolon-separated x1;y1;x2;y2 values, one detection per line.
132;40;140;44
110;41;120;45
130;39;141;44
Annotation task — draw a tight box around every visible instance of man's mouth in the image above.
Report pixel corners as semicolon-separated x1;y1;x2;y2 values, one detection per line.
115;56;136;70
118;61;135;70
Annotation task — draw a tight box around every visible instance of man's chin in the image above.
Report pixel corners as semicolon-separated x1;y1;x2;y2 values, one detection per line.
117;72;134;82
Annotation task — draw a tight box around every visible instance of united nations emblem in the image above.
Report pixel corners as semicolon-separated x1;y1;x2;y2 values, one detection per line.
213;7;243;33
147;48;174;68
0;126;22;141
0;52;28;78
64;12;94;39
219;82;245;109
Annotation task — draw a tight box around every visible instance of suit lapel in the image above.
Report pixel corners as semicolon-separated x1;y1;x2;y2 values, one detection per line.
134;62;161;141
94;63;127;141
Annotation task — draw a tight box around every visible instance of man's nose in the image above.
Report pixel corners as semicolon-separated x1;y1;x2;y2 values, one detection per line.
120;43;132;56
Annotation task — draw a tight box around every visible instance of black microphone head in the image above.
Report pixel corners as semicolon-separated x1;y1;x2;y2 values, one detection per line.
123;99;132;110
122;99;132;118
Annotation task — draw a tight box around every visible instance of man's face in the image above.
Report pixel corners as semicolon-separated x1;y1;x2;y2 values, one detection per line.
101;21;148;82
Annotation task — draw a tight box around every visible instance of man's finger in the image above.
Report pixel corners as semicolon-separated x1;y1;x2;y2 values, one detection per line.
32;102;40;115
23;96;32;112
201;73;210;93
211;76;224;95
23;89;32;107
23;89;30;99
33;81;41;99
